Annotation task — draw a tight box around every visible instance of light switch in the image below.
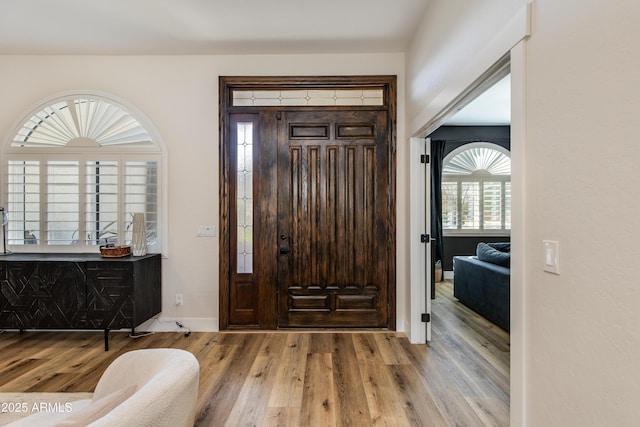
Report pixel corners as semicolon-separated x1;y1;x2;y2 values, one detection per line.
543;240;560;274
196;225;216;237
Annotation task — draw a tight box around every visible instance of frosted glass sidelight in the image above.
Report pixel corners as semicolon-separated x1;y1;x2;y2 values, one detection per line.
236;122;253;274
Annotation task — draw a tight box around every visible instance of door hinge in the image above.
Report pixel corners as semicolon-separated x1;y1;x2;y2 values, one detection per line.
276;112;282;120
421;313;430;323
420;234;430;243
420;154;430;164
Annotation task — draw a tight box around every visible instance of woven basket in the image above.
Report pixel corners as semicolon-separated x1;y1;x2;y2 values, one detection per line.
100;245;131;257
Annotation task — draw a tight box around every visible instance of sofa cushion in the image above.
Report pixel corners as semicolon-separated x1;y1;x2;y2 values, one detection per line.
477;242;510;267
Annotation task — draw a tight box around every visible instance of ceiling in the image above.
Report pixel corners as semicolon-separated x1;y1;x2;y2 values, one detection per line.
444;74;511;126
0;0;509;125
0;0;430;55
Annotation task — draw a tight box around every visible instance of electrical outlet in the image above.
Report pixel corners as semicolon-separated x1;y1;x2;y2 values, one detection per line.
175;293;184;306
196;225;216;237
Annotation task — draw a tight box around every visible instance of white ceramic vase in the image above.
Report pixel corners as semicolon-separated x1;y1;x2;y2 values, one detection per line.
131;212;147;256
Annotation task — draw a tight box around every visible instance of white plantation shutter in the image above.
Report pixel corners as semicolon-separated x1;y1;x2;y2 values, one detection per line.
125;160;159;248
482;181;502;230
7;160;41;245
4;94;163;252
460;181;480;230
47;160;79;245
441;181;458;229
442;143;511;233
13;98;152;147
85;160;119;246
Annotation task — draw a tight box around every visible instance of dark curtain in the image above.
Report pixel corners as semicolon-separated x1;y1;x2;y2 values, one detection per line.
430;140;446;262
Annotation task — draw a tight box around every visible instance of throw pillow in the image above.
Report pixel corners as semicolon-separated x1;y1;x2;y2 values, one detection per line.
477;242;510;267
487;242;510;253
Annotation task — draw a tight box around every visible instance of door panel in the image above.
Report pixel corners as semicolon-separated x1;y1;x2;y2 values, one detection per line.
277;110;390;327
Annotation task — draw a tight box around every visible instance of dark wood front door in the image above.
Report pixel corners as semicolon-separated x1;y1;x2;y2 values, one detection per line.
219;76;396;330
276;110;390;327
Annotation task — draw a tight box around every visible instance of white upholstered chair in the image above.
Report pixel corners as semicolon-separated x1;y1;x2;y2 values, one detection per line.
4;348;200;427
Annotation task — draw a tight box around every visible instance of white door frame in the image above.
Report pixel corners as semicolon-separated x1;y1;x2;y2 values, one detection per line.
408;136;431;343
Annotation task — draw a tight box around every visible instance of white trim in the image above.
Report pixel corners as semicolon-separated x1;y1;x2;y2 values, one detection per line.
408;136;429;343
408;3;532;137
510;37;528;427
137;316;219;333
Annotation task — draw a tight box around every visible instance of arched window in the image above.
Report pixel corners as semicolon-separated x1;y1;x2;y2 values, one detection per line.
442;142;510;234
2;93;165;253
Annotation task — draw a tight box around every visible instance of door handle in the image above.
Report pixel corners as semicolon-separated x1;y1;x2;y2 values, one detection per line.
279;234;290;255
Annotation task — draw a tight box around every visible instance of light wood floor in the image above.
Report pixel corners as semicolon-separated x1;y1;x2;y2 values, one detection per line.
0;281;509;426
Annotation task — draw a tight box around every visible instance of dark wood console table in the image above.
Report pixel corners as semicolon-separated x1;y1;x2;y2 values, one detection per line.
0;253;161;350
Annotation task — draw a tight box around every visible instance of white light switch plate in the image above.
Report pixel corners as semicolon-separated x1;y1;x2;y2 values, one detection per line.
543;240;560;274
196;225;216;237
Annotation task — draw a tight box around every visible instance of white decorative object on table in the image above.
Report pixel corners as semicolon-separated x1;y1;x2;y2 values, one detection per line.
131;212;147;256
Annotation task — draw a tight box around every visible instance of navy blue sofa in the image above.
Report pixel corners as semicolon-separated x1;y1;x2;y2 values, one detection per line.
453;242;510;331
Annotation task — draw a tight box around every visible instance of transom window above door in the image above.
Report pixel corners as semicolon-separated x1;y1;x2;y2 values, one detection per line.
2;93;164;253
442;142;511;234
232;89;384;107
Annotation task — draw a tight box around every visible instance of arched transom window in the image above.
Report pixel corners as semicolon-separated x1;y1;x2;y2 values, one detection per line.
442;142;511;234
3;94;164;252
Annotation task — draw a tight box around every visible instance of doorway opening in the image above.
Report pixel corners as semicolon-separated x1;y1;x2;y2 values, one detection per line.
413;54;512;342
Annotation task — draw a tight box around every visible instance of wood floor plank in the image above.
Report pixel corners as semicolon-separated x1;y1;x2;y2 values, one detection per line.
398;336;493;427
224;334;287;427
300;352;336;426
263;407;301;427
371;332;411;366
195;334;265;426
330;333;372;426
389;364;450;427
267;332;309;409
0;282;510;426
354;335;412;426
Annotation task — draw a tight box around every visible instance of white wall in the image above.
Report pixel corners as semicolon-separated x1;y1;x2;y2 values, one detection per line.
407;0;640;426
0;53;407;332
525;1;640;425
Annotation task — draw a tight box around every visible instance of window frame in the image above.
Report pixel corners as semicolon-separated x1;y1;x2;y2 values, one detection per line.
1;92;166;254
441;142;511;237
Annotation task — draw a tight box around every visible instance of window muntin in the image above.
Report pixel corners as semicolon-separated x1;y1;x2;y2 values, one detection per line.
3;94;163;253
442;143;511;234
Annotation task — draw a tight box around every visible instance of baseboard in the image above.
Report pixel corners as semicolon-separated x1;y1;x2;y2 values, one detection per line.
137;316;219;332
444;270;454;280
